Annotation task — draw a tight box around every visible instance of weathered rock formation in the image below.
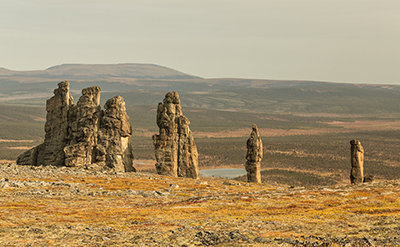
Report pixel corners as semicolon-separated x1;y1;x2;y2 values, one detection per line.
152;91;198;179
96;96;135;172
350;140;364;184
17;81;135;172
245;124;263;183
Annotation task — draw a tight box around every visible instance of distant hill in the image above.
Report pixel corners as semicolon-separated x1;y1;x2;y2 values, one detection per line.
2;63;400;116
0;63;202;80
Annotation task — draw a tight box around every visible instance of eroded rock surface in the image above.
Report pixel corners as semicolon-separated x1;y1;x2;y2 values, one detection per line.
245;124;263;183
96;96;135;172
350;139;364;184
17;81;135;172
152;91;198;179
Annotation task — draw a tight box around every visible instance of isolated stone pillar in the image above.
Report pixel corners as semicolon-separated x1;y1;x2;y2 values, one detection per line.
350;139;364;184
152;91;198;179
245;124;263;183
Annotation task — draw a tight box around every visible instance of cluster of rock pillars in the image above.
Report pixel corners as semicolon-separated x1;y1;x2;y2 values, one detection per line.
17;81;372;184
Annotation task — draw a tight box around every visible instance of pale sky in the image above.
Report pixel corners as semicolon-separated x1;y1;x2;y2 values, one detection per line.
1;0;399;84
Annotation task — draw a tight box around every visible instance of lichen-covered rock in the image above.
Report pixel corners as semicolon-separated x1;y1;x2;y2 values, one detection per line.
245;124;263;183
350;139;364;184
152;91;198;179
17;81;135;172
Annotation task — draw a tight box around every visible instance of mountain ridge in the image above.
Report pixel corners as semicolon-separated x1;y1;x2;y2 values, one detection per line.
0;63;202;80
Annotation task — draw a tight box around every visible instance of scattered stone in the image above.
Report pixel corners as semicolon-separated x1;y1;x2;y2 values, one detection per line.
364;174;375;183
245;124;263;183
16;81;135;172
152;91;199;179
170;184;179;189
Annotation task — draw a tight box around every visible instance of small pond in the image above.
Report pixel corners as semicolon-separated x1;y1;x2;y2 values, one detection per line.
199;168;247;179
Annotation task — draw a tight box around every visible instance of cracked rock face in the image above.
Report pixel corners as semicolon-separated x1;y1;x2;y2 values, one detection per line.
245;124;263;183
152;91;198;179
350;139;364;184
17;81;135;172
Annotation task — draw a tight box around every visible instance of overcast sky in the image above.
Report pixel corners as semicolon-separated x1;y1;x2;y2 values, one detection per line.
1;0;399;84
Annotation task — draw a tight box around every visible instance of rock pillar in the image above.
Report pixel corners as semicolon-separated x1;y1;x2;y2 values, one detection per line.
152;91;198;179
245;124;263;183
37;80;74;166
96;96;135;172
64;86;101;167
17;81;135;172
350;139;364;184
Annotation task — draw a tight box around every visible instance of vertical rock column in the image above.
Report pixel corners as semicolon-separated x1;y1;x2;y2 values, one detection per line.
64;86;101;167
152;91;198;179
96;96;135;172
350;139;364;184
245;124;263;183
37;80;74;166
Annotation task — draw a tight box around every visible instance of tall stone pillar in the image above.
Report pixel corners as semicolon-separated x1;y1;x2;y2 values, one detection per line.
350;139;364;184
152;91;198;179
96;96;135;172
38;80;74;166
245;124;263;183
64;86;101;167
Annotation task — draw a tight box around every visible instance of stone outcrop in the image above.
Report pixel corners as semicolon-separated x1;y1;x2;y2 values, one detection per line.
64;86;101;167
245;124;263;183
17;81;135;172
350;140;364;184
39;80;74;166
152;91;198;179
96;96;135;172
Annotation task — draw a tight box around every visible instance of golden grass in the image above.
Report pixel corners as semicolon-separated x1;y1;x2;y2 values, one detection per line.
1;169;400;245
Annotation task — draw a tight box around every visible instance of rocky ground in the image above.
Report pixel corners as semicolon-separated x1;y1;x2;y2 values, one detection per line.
1;163;400;246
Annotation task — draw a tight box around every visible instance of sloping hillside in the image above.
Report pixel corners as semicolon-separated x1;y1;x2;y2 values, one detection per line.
0;63;202;80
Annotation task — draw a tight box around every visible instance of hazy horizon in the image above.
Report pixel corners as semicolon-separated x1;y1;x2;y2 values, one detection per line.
1;0;399;84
